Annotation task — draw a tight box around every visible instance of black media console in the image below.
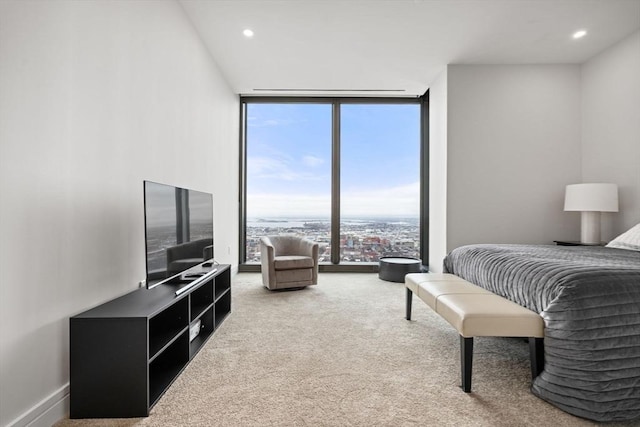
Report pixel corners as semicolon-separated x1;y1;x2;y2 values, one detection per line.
69;264;231;418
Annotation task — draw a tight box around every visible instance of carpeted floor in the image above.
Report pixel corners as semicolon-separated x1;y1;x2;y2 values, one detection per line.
56;273;637;426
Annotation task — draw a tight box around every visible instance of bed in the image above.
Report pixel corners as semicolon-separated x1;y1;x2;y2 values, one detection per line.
443;243;640;422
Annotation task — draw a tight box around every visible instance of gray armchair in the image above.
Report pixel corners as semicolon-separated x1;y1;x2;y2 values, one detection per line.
260;235;319;290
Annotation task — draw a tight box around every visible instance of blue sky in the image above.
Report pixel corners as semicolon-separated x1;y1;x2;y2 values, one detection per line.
246;103;420;218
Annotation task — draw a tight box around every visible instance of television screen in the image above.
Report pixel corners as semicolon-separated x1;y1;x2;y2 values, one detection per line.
144;181;214;288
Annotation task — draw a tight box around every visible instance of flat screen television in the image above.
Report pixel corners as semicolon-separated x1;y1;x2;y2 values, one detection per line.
144;180;214;289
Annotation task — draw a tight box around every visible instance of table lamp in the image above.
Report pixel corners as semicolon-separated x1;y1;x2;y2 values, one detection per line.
564;183;618;244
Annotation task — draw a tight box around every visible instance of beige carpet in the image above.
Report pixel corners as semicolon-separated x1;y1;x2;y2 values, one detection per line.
56;273;637;427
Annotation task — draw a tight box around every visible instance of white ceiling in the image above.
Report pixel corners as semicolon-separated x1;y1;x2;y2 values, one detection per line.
180;0;640;97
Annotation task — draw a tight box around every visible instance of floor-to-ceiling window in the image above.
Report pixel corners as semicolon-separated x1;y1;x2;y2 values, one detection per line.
240;97;425;270
243;102;332;263
339;103;421;262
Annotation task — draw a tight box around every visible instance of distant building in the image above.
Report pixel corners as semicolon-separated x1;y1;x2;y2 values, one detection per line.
245;218;419;263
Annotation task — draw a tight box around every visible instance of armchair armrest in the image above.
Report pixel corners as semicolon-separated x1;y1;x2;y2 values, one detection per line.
296;238;318;259
260;237;275;260
260;237;277;288
296;238;319;284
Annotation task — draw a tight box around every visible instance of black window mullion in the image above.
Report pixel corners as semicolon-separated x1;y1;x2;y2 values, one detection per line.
420;91;429;270
331;100;341;264
239;100;248;264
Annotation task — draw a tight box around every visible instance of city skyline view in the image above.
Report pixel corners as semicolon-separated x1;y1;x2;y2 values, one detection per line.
245;217;420;264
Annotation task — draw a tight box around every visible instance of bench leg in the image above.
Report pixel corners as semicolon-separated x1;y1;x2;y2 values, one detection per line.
461;336;473;392
529;337;544;379
405;288;413;320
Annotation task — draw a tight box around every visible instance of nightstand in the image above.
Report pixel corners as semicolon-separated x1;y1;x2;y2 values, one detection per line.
553;240;605;246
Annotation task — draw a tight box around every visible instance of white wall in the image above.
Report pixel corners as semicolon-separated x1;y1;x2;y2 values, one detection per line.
428;70;448;272
429;65;582;268
446;65;582;250
0;1;239;426
581;30;640;238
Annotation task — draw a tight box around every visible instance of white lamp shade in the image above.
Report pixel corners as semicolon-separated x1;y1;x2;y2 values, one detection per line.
564;183;619;212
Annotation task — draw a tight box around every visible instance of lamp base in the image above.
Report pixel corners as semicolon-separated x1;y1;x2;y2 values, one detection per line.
580;211;601;244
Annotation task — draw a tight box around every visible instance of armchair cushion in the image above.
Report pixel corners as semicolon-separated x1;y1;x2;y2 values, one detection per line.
274;255;315;270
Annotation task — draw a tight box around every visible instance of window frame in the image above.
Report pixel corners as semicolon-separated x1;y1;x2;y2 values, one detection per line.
238;95;428;272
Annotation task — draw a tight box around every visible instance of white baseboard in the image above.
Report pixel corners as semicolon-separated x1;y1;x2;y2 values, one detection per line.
7;384;69;427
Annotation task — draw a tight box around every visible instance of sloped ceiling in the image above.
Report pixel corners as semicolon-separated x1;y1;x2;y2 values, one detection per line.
180;0;640;97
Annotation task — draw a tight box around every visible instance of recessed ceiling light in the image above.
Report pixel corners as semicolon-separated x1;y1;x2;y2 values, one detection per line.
573;30;587;39
243;29;254;38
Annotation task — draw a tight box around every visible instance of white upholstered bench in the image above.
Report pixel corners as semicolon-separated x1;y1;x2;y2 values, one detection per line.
405;273;544;392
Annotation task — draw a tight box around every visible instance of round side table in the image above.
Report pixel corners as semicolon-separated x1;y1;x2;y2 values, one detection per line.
378;257;422;282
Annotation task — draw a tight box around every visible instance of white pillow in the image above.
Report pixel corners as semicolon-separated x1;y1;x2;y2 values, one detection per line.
606;223;640;251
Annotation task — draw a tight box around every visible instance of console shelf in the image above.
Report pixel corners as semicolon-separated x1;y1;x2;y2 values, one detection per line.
70;264;231;419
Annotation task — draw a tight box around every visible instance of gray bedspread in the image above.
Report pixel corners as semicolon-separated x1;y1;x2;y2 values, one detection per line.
443;244;640;422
